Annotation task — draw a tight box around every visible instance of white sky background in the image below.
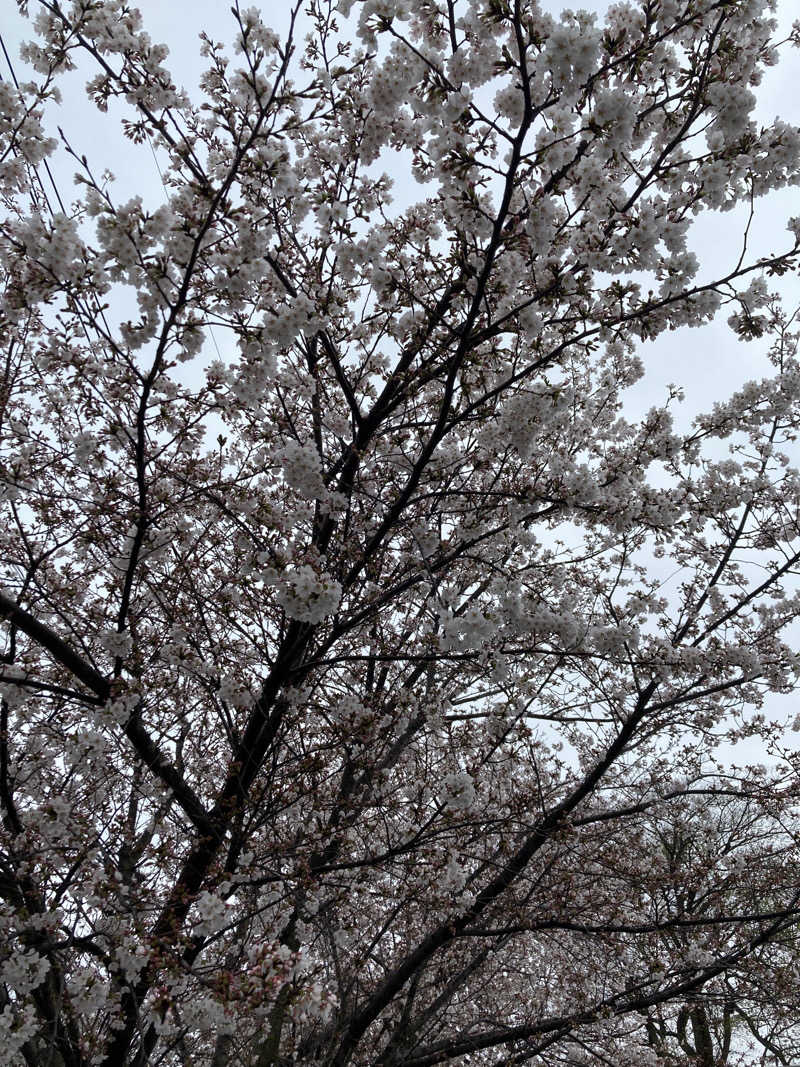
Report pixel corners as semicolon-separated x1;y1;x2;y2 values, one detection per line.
2;0;798;418
2;0;800;766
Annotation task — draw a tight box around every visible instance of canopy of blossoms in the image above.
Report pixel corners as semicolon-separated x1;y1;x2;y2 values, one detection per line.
2;0;800;1064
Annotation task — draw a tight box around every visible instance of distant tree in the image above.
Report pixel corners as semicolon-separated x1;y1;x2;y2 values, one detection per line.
3;0;800;1064
631;789;800;1067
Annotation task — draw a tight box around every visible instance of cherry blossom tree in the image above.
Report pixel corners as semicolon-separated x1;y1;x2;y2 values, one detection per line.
3;0;800;1063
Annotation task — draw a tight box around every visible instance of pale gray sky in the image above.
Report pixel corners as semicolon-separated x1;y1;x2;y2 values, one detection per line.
3;0;797;425
2;0;799;767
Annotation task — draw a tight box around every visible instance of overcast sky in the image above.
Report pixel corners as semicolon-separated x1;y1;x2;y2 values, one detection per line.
2;0;800;761
3;0;798;424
